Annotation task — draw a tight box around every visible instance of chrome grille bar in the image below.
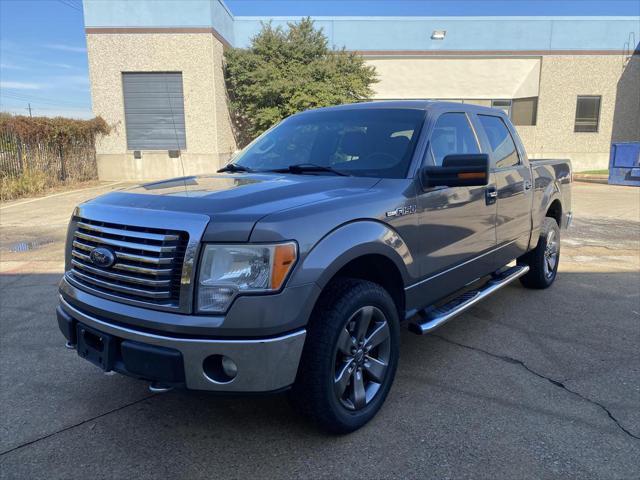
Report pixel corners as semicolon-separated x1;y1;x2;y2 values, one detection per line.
71;259;172;287
70;269;172;299
77;221;180;242
74;231;177;253
73;240;175;265
71;250;173;276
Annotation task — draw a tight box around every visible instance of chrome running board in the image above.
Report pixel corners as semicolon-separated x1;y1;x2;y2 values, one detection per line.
408;265;529;335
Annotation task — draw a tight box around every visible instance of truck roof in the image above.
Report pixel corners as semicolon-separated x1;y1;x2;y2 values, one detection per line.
297;100;502;115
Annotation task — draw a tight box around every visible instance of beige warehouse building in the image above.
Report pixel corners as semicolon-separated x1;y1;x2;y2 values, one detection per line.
82;0;640;180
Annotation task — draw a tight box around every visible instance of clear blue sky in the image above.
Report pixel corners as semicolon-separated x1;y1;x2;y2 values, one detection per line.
1;0;639;119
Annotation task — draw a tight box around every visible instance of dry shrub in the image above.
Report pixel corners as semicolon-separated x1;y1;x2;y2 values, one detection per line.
0;114;110;201
0;113;110;145
0;170;48;201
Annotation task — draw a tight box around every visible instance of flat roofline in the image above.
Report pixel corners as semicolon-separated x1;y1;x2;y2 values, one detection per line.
233;15;640;21
81;29;637;56
357;49;637;56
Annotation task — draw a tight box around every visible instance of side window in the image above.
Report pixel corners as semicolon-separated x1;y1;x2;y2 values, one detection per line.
478;115;520;168
428;113;480;166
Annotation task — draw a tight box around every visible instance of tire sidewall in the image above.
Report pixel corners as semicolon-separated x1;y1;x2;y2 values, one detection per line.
539;217;560;286
313;280;400;431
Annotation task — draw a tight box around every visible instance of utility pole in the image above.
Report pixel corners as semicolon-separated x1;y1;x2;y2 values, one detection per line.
27;103;32;117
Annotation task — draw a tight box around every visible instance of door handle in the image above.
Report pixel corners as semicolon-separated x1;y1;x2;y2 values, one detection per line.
486;185;498;205
524;180;532;191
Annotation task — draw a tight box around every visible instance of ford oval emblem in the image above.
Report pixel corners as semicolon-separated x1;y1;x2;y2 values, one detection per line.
89;247;116;268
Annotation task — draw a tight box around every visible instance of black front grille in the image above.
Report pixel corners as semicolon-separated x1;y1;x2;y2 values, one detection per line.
68;218;188;308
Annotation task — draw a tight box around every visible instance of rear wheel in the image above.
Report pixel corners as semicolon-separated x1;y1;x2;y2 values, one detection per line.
518;217;560;289
290;278;400;433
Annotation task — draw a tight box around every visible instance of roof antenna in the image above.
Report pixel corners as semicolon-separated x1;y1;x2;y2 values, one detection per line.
163;72;188;195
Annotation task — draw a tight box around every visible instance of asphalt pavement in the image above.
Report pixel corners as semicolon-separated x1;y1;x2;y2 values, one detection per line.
0;181;638;479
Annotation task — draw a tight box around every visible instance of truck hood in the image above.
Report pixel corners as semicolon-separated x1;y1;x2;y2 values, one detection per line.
86;173;380;241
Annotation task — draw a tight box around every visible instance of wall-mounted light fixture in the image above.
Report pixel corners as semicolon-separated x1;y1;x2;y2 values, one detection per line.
431;30;446;40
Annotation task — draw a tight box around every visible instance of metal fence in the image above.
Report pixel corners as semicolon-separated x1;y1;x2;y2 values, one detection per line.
0;130;98;183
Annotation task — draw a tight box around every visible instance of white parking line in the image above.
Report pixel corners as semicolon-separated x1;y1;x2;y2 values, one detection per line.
0;182;127;211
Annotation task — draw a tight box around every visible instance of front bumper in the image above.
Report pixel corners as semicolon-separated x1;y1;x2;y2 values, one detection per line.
57;295;306;392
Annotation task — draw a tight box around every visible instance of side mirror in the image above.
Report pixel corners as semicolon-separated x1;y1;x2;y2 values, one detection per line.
420;154;489;189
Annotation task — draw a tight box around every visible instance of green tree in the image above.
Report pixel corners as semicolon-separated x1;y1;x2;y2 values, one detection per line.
224;18;377;146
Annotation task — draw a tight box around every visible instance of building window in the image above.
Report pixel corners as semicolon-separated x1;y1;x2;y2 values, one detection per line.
122;72;186;150
491;99;512;117
462;99;492;107
574;96;601;133
511;97;538;126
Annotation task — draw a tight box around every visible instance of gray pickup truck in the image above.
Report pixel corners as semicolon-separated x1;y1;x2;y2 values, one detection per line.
57;101;572;432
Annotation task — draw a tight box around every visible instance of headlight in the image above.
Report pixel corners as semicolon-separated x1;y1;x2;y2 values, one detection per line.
197;242;297;313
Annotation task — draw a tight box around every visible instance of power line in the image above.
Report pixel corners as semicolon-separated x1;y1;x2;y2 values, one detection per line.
0;98;89;111
1;93;87;108
56;0;81;12
24;106;90;112
0;89;88;108
58;0;81;12
0;105;91;115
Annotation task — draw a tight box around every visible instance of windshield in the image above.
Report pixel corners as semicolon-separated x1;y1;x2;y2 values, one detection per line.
232;108;426;178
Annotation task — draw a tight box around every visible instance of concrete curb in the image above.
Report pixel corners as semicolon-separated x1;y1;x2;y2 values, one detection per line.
573;174;609;185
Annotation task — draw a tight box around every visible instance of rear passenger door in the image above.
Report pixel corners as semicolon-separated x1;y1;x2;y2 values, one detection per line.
476;114;532;254
411;112;497;306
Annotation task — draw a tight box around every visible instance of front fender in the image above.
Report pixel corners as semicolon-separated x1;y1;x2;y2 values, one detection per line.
288;220;417;289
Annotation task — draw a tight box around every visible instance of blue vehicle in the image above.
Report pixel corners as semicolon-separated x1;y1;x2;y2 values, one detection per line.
609;142;640;186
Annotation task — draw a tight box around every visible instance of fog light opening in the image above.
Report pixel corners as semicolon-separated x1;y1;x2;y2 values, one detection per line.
203;354;238;383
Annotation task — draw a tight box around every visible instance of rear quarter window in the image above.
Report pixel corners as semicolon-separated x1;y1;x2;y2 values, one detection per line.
478;115;520;168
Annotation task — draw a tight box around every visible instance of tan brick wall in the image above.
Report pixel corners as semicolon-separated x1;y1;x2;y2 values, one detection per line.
516;55;639;171
88;36;637;179
87;32;236;181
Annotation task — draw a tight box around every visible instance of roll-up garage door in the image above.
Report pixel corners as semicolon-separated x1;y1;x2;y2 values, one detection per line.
122;72;186;150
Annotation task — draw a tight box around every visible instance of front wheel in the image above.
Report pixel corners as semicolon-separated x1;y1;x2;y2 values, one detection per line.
290;278;400;433
518;217;560;289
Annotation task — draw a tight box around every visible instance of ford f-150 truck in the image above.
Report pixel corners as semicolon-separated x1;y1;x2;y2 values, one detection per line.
57;101;572;433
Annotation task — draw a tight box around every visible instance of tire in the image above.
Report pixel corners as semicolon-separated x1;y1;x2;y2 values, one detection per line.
518;217;560;289
290;278;400;434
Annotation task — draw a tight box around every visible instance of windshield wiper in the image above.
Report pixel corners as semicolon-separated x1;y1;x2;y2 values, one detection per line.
217;163;253;173
268;163;350;177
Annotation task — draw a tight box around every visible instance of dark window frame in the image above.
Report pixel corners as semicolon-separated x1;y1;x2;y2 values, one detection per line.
574;95;602;133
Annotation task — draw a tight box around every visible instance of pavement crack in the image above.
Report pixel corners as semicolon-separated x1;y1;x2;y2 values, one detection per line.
0;393;157;457
431;334;640;441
